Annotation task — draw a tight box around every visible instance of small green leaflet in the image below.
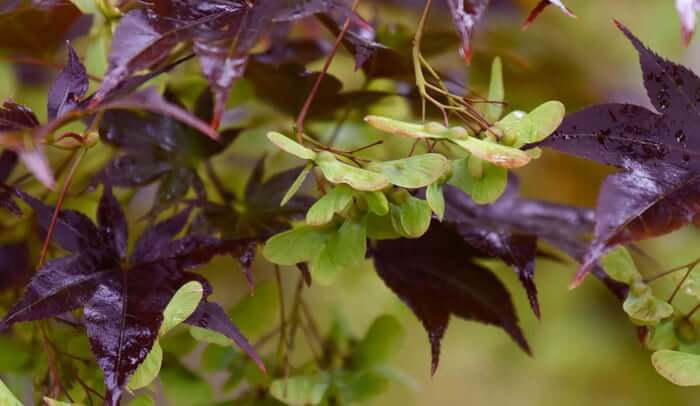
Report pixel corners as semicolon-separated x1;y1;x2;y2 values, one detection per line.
623;284;674;326
306;185;354;226
475;57;504;123
229;281;280;337
426;182;445;220
449;157;507;204
190;326;231;347
160;281;204;335
390;194;432;238
450;136;531;168
513;101;566;147
366;154;449;189
128;281;203;391
0;379;22;406
281;161;312;206
270;373;331;405
646;319;678;351
315;152;390;191
263;226;330;266
311;218;367;285
352;315;406;369
652;350;700;386
600;246;640;284
267;132;317;160
127;341;163;391
362;191;389;216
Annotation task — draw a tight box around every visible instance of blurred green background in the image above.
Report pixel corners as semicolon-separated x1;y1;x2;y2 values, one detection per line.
4;0;700;405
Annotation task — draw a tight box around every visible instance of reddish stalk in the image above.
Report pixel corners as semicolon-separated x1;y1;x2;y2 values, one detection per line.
294;0;362;144
36;147;87;269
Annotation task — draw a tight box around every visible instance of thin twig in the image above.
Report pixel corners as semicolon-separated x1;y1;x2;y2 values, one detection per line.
36;147;87;268
294;0;362;143
644;257;700;283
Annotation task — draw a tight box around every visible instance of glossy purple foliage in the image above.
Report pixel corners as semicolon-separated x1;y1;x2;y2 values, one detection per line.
372;220;531;374
443;176;628;314
1;184;262;405
536;22;700;286
47;43;88;120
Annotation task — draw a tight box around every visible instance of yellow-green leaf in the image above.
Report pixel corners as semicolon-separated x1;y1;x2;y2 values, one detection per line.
367;154;449;189
267;132;317;160
0;379;22;406
160;281;204;336
652;350;700;386
263;226;330;266
270;374;330;405
127;341;163;391
476;57;504;123
390;196;432;238
316;152;390;191
450;136;531;168
306;185;354;226
623;286;674;326
449;157;507;204
600;246;640;284
426;182;445;220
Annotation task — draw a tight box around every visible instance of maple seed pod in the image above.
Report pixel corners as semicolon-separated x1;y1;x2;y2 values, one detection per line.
482;130;498;143
468;156;484;179
630;276;649;296
449;126;470;139
675;319;697;344
388;188;411;205
437;165;454;184
501;127;518;146
424;122;449;135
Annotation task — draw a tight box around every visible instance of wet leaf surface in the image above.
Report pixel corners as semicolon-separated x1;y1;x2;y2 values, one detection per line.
1;184;261;405
536;23;700;286
372;220;530;374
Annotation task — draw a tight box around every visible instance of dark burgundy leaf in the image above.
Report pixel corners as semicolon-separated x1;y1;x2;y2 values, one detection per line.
0;252;111;328
0;0;84;55
98;184;128;259
15;189;101;253
537;104;677;169
0;101;39;131
574;162;700;287
0;242;30;291
534;23;700;286
234;239;257;290
372;221;530;374
616;21;700;140
98;154;174;187
1;186;261;405
84;260;188;406
255;39;328;66
131;207;193;264
455;226;540;318
246;60;389;119
97;88;219;141
443;178;628;300
0;150;19;214
93;9;195;103
47;43;88;120
0;149;17;181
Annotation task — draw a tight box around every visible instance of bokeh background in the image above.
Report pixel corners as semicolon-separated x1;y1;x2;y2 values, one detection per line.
3;0;700;405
